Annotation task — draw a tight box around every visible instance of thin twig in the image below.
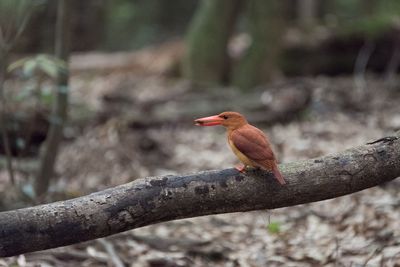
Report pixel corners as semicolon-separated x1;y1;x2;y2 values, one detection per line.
35;0;70;196
334;238;341;267
98;238;125;267
384;41;400;88
0;27;5;49
10;6;32;48
362;248;379;267
354;40;375;94
0;50;15;185
0;0;37;186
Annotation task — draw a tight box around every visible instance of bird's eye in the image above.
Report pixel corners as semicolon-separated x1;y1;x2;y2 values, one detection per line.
222;115;228;120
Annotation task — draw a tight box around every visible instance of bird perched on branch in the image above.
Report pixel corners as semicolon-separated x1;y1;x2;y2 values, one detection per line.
195;111;286;185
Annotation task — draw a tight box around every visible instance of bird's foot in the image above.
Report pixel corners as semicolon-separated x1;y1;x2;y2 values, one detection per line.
235;163;246;173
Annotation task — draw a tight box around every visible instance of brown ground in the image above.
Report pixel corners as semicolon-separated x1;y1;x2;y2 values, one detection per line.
2;65;400;266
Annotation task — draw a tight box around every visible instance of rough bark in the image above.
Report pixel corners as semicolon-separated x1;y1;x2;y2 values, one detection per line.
1;135;400;257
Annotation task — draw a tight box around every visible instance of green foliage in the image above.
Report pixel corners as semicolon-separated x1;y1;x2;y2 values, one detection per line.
334;0;400;38
6;54;66;110
8;54;67;79
267;221;281;234
334;0;363;18
14;84;53;107
338;15;400;39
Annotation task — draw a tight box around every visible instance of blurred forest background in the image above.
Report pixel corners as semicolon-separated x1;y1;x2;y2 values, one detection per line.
1;0;400;266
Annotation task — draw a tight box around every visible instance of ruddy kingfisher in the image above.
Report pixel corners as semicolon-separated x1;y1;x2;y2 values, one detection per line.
194;111;286;185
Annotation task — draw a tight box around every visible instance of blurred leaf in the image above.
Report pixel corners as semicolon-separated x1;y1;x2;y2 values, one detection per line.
15;84;34;101
8;57;30;72
23;59;37;76
40;87;53;105
8;54;67;78
38;57;58;78
267;222;281;234
21;183;35;199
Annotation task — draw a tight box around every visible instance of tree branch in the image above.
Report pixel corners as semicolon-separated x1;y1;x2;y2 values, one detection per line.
1;135;399;257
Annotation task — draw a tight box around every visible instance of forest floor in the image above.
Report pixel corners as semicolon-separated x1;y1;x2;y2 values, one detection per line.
2;56;400;266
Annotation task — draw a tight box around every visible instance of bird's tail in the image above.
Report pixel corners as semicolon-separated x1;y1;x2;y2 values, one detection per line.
272;164;286;185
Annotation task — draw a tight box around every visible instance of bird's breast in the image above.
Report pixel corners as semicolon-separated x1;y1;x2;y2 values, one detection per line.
227;135;254;166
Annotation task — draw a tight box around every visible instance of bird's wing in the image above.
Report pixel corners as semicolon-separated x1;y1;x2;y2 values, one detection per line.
230;125;275;163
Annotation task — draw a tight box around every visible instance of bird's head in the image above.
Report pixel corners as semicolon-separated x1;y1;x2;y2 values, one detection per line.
194;111;248;130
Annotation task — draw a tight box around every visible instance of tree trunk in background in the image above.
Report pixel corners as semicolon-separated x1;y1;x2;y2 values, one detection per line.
183;0;241;86
297;0;317;30
35;0;70;197
233;1;285;90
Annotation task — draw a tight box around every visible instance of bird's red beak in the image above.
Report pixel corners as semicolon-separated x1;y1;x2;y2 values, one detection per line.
194;115;224;126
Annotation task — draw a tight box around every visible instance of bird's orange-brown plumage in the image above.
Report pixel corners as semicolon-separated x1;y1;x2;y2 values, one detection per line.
194;111;286;185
